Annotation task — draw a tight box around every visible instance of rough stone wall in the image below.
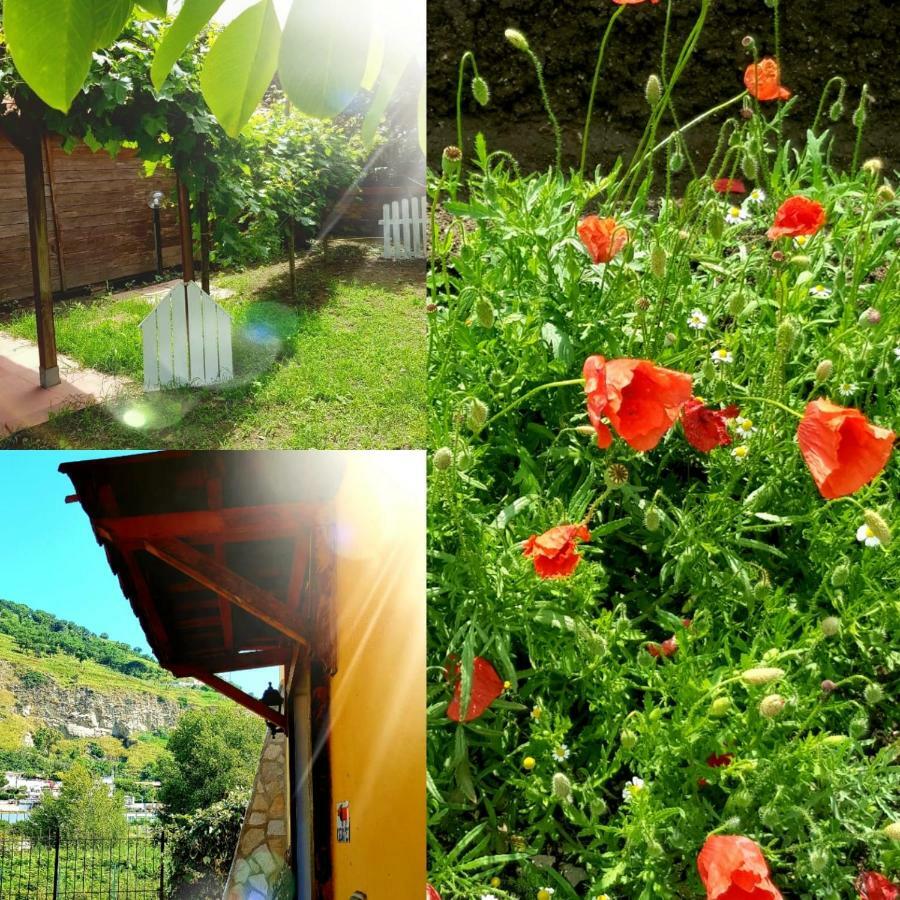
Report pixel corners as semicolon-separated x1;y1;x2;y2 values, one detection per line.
224;732;290;900
427;0;899;171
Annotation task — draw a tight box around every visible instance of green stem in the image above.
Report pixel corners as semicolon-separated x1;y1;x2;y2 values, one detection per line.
455;52;475;161
484;378;584;429
579;5;625;176
735;395;803;419
524;47;562;171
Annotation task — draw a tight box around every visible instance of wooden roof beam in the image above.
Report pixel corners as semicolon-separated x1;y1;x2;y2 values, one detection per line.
171;647;292;673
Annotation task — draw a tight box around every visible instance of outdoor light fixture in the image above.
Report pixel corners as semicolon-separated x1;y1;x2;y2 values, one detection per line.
261;682;284;737
147;191;165;276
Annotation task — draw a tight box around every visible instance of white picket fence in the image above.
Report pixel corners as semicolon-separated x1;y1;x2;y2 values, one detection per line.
140;282;233;391
379;196;427;259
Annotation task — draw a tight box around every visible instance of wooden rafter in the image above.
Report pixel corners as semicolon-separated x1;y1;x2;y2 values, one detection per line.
170;646;292;674
143;537;309;648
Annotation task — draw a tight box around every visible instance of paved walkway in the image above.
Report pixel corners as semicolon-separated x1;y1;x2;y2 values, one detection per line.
0;332;131;436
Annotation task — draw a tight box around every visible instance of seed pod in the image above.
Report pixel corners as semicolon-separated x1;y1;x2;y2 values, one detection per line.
820;679;837;693
864;683;884;705
471;75;490;106
759;694;785;718
504;28;529;51
863;509;892;546
475;297;495;328
650;244;667;278
441;145;462;178
849;715;868;739
645;74;662;109
552;772;573;802
466;398;489;432
433;447;453;471
741;667;785;686
604;463;629;487
820;616;841;637
815;359;833;381
710;696;732;717
862;157;883;175
620;729;638;750
876;184;896;203
635;296;651;311
830;561;850;587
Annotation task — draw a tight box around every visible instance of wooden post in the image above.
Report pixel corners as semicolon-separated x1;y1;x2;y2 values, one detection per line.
176;175;194;284
22;130;60;388
198;188;211;294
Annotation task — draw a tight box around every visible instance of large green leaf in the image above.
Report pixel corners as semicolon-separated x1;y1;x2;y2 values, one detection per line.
94;0;134;48
151;0;224;90
278;0;372;119
4;0;97;111
199;0;281;138
135;0;167;14
360;41;408;148
418;80;425;156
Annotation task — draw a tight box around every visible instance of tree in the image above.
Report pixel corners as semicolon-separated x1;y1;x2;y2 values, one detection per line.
31;726;62;755
157;705;265;816
26;761;127;841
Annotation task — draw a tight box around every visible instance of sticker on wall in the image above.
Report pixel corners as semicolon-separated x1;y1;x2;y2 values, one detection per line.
337;801;350;843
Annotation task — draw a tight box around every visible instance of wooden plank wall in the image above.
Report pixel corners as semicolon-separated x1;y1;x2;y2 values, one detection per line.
0;134;181;303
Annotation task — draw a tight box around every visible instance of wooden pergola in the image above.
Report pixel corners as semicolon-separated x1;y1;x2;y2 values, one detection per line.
58;451;341;730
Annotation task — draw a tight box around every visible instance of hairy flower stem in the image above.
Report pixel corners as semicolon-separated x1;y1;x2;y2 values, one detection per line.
523;46;562;170
484;378;584;429
582;487;613;526
851;83;869;173
455;51;476;165
580;5;626;176
811;76;847;133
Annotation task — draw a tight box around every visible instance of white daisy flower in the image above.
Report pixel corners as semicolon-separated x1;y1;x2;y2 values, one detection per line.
688;309;708;330
622;776;646;802
531;706;542;720
856;524;881;548
711;348;733;365
734;416;756;437
747;188;766;204
481;895;500;900
725;205;749;225
537;889;555;900
838;382;857;397
793;234;809;248
893;347;900;361
551;744;570;762
809;284;832;299
732;445;750;461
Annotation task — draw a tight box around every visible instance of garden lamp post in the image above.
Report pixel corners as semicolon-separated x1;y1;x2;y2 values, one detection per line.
147;190;165;276
261;682;285;737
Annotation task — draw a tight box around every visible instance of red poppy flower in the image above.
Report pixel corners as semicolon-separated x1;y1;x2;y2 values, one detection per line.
647;636;677;657
698;835;783;900
744;58;791;102
583;355;693;451
612;0;660;5
707;752;734;768
523;524;591;578
682;398;740;452
713;178;747;195
578;215;629;264
426;886;442;900
766;196;826;240
857;872;899;900
797;399;895;499
446;656;505;723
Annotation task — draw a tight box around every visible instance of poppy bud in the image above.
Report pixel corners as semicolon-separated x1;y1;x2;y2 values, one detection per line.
852;105;866;128
710;696;732;717
809;848;829;873
820;616;841;637
442;145;462;178
471;75;490;106
504;28;529;51
466;398;489;432
643;505;661;532
590;798;608;818
759;694;785;718
789;254;811;269
830;562;850;587
669;150;685;173
620;729;638;750
864;683;884;705
820;679;837;693
741;35;755;49
576;424;597;436
741;666;785;686
604;463;629;487
650;244;667;278
741;154;759;181
863;509;892;546
522;755;536;771
475;297;495;328
862;157;883;176
828;100;844;121
701;359;716;381
876;184;896;203
552;772;573;802
728;293;746;316
776;318;797;352
489;370;504;387
849;715;868;738
883;822;900;841
433;447;454;470
729;789;752;810
815;359;833;381
664;331;676;346
645;74;662;109
859;306;881;327
709;214;724;241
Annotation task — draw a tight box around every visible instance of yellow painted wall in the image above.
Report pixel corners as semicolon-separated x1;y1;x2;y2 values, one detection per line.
328;452;426;899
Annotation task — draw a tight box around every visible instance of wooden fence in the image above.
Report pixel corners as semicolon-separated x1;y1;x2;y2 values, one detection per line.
0;135;181;303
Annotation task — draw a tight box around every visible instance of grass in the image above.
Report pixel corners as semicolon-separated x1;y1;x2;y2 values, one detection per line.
2;242;425;449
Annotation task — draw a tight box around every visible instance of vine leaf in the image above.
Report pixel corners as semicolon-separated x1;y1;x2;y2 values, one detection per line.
278;0;372;120
199;0;281;138
151;0;225;91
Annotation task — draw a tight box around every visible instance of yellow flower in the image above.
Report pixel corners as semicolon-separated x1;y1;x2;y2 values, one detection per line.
523;756;536;771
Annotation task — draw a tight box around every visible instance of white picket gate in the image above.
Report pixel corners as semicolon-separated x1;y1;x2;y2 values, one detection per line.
140;282;233;392
379;196;427;259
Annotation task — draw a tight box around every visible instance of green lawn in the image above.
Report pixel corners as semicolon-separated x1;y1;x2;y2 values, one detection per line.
2;244;425;449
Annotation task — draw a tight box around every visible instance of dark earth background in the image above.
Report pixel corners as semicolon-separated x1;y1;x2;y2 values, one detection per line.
427;0;899;174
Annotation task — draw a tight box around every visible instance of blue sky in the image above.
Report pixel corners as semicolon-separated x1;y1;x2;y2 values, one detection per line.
0;451;274;697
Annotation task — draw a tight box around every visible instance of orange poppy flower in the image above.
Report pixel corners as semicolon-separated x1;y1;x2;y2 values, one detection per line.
583;355;693;451
446;656;505;723
767;196;826;240
612;0;660;4
523;524;591;578
698;834;783;900
857;872;899;900
647;636;677;657
713;178;747;195
797;399;894;499
744;58;791;101
682;399;740;452
578;215;629;264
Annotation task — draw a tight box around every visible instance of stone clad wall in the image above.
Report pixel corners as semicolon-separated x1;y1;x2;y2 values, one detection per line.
224;732;290;899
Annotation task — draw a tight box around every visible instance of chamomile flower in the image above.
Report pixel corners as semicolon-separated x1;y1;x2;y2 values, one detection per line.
481;895;500;900
893;347;900;361
746;188;766;204
711;347;733;365
531;706;542;720
622;776;646;802
856;524;881;548
551;744;570;762
838;382;857;398
537;889;555;900
688;309;708;330
809;284;832;299
734;416;756;437
794;234;809;248
725;205;749;225
732;445;750;461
